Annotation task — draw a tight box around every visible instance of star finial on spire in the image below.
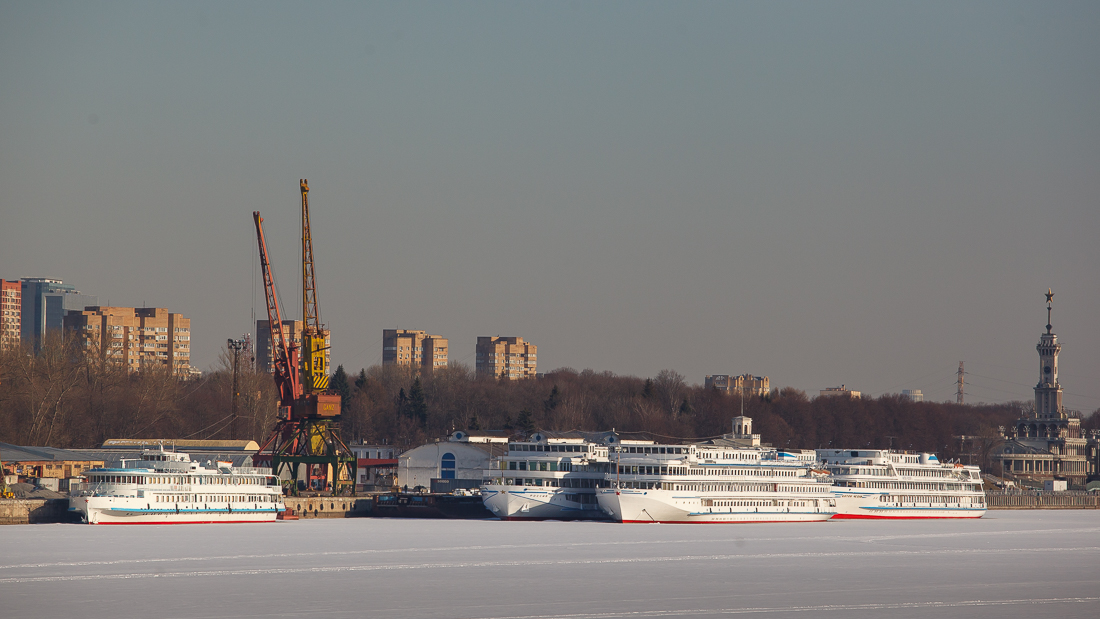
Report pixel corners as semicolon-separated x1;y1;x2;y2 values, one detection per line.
1045;288;1054;333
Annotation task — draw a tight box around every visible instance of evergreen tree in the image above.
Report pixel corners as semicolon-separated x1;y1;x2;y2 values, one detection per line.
354;368;367;391
642;378;654;399
516;409;536;436
543;385;560;415
406;377;428;426
329;365;351;403
396;387;407;418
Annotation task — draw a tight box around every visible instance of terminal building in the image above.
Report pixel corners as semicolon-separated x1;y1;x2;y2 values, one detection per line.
996;291;1089;485
397;430;510;491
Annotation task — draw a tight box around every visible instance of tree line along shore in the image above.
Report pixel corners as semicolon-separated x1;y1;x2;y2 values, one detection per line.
3;336;1097;473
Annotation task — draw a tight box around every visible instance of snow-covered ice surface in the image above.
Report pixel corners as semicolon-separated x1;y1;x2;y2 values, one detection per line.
3;511;1099;619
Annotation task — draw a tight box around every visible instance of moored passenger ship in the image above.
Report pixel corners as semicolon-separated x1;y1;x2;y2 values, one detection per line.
480;432;616;520
817;449;986;519
69;447;285;524
596;417;836;523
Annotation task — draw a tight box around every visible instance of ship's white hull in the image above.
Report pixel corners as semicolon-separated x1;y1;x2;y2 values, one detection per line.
831;492;986;520
597;488;833;524
481;485;608;521
71;496;283;525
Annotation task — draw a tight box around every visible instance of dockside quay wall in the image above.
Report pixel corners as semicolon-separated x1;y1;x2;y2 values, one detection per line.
282;497;372;518
0;498;74;524
986;492;1100;510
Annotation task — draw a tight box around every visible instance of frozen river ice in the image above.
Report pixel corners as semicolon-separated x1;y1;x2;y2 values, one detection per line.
3;511;1099;619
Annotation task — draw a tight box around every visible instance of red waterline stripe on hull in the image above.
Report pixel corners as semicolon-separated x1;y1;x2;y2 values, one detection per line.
501;517;597;522
621;519;829;524
91;520;276;525
830;514;984;520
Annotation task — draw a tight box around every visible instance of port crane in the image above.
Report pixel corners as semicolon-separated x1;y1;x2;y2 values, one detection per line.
252;181;355;496
300;179;330;395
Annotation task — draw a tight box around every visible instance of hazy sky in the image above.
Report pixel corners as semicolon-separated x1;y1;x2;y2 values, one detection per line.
2;1;1097;412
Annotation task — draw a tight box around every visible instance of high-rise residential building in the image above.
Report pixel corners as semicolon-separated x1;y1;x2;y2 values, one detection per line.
256;319;303;374
704;374;770;397
64;306;191;375
382;329;448;372
21;278;97;352
900;389;924;402
475;336;537;380
1;280;21;352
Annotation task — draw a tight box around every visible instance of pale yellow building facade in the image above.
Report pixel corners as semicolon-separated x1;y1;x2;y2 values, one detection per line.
64;306;191;375
476;336;537;379
383;329;449;372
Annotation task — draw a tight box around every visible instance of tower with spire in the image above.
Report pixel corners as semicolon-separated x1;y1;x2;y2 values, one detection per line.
995;289;1089;486
1034;289;1063;418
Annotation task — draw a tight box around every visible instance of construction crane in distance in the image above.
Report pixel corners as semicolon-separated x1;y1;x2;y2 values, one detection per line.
252;199;355;496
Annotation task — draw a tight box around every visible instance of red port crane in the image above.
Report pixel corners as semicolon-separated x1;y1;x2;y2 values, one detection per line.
252;205;354;495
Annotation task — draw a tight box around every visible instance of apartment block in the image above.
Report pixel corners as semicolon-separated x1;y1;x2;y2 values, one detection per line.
1;280;20;352
475;336;537;380
64;307;191;375
21;278;97;352
256;319;302;373
382;329;448;372
704;374;770;397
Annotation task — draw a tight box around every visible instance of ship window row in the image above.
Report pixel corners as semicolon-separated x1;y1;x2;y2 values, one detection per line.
837;481;981;492
703;499;820;508
880;495;984;506
86;474;266;486
831;467;888;476
564;493;597;504
154;494;276;503
616;465;686;476
504;461;611;473
512;444;586;453
493;478;610;488
650;482;830;493
699;452;755;460
614;465;799;478
621;446;685;455
896;468;951;478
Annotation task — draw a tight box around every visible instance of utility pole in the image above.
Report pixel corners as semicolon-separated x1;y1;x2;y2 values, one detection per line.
228;338;247;439
956;362;965;405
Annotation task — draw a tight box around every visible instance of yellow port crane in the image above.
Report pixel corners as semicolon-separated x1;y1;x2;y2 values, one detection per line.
252;181;354;496
300;179;330;394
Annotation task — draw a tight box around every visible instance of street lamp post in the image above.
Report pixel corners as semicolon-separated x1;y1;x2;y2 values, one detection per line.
227;338;247;439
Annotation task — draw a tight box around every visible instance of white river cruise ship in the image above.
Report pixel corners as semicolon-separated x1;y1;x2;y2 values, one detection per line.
596;417;836;523
69;446;285;524
817;449;986;519
480;432;616;520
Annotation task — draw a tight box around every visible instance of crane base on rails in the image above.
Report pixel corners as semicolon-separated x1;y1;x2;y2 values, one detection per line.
254;408;356;497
